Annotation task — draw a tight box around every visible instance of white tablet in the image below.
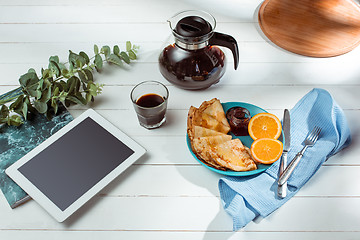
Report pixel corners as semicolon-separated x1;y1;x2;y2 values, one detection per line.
6;109;146;222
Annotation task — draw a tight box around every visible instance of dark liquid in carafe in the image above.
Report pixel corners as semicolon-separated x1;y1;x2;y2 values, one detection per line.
136;94;164;108
159;44;226;90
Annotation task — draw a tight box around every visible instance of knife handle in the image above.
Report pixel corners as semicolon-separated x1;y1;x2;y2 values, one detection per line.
277;151;288;198
278;146;307;185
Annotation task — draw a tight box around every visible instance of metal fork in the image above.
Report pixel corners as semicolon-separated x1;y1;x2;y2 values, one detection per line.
278;126;322;186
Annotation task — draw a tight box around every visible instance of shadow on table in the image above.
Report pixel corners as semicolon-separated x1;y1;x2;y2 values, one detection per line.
60;153;150;227
164;149;238;238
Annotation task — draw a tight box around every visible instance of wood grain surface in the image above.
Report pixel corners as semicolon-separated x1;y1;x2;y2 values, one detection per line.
258;0;360;57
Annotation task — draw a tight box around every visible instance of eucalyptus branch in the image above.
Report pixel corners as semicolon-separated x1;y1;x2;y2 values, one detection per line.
0;41;139;126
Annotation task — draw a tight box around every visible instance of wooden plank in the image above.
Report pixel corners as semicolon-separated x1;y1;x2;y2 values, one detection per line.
0;0;185;5
0;230;359;240
0;23;262;43
0;5;259;24
99;165;360;197
0;196;359;231
0;0;262;29
64;85;360;110
1;61;360;86
133;135;359;166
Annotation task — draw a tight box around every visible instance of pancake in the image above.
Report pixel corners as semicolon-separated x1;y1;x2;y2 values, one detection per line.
192;135;232;170
193;126;229;139
187;106;230;138
199;98;230;129
208;139;257;171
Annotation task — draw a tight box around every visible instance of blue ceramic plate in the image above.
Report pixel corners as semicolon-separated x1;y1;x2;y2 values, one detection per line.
186;102;283;176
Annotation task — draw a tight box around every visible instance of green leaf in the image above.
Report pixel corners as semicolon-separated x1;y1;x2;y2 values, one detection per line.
69;61;74;73
68;50;77;66
94;44;99;54
49;60;61;77
51;98;58;114
36;89;42;99
94;54;103;71
0;117;7;124
22;102;28;120
24;97;36;114
42;69;52;79
69;51;86;68
113;45;120;56
78;70;88;83
44;78;52;88
75;92;87;105
0;105;9;118
79;51;90;65
34;101;48;114
66;76;80;94
9;95;24;110
66;95;84;105
66;76;76;93
19;72;39;88
88;82;103;97
59;81;67;91
58;91;68;102
86;92;92;103
26;89;37;98
76;59;84;68
107;54;123;66
61;68;71;78
53;86;60;97
9;115;23;126
128;49;137;60
120;51;130;64
101;46;111;58
83;69;93;82
58;62;67;71
49;55;59;63
126;41;131;52
38;78;44;91
28;68;37;74
41;86;52;102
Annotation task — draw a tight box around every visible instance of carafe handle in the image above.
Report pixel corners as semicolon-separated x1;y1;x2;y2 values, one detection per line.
209;32;239;70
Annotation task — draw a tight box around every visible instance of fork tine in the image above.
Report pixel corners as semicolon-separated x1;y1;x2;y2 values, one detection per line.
307;126;321;143
307;127;317;141
313;126;321;142
309;126;321;142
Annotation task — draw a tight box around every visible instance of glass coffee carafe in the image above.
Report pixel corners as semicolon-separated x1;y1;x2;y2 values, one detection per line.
159;10;239;90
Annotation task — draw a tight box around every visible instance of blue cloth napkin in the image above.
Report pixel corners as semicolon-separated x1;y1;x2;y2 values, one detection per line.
218;88;351;231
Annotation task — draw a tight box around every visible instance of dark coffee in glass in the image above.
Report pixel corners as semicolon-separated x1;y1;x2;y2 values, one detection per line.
130;81;169;129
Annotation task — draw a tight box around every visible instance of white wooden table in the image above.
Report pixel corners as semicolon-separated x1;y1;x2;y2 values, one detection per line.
1;0;360;239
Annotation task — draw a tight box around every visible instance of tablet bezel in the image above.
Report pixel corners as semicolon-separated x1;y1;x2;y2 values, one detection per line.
6;108;146;222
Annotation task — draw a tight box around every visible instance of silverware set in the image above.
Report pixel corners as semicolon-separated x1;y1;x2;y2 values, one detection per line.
277;111;322;198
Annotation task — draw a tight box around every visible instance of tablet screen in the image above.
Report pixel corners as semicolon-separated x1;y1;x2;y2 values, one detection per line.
18;117;134;211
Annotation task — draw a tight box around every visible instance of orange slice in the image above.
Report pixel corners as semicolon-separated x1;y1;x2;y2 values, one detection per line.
250;138;283;164
248;112;282;140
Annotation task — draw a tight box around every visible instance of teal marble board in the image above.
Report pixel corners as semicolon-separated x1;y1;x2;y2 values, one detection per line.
0;92;73;208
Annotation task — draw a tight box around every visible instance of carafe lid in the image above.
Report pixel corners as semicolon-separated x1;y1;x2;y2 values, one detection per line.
174;16;212;37
168;10;216;45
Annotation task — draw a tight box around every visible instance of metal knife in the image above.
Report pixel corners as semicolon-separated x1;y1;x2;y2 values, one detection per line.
277;109;290;198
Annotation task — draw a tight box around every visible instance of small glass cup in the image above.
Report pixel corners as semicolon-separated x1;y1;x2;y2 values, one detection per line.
130;81;169;129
